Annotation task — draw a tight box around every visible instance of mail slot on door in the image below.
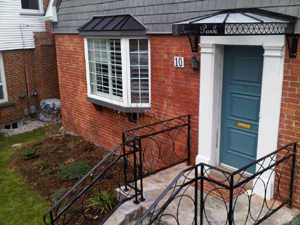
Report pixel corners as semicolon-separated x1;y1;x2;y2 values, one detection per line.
235;121;252;130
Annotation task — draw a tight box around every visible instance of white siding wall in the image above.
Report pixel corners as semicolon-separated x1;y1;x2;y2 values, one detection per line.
0;0;46;51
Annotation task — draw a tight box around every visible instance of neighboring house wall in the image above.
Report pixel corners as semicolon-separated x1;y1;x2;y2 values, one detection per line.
0;0;45;51
0;0;59;128
55;34;200;163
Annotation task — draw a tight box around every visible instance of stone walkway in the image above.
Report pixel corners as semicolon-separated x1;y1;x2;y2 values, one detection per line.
105;163;300;225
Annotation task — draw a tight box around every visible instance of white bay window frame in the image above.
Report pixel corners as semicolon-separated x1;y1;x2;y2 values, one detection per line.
84;36;151;111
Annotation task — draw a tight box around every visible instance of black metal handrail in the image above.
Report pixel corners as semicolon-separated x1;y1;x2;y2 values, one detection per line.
43;115;191;225
135;142;297;225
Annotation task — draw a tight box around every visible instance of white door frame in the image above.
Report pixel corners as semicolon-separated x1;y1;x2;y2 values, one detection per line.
196;35;285;199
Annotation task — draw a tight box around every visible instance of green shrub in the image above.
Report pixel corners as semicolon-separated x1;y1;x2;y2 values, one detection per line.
86;191;115;214
43;169;52;175
50;188;66;204
35;160;46;169
57;161;91;181
21;148;39;160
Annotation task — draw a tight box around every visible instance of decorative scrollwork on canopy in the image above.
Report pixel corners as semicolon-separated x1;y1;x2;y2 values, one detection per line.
187;35;199;52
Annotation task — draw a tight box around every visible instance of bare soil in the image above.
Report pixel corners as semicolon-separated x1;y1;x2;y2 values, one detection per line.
10;134;121;224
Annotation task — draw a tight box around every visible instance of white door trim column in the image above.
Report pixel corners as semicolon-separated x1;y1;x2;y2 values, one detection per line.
197;35;285;199
197;43;216;165
254;45;285;199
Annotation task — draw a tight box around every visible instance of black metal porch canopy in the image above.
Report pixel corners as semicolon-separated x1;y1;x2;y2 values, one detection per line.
78;14;146;36
172;8;298;57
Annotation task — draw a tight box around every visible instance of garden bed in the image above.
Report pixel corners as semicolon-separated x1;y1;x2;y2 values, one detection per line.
10;134;124;224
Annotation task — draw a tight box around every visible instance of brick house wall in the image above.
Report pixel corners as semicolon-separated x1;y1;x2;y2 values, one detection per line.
55;34;200;164
1;50;35;125
276;37;300;208
34;32;59;102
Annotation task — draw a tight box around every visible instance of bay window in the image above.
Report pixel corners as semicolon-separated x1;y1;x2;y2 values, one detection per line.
85;37;150;112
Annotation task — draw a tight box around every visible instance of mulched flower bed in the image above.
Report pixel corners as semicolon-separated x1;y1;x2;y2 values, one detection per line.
10;134;126;224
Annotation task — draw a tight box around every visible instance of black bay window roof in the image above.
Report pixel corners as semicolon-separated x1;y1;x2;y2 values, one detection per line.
78;14;146;36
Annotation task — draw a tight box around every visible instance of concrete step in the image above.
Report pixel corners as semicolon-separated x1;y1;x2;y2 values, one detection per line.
210;166;253;190
103;201;144;225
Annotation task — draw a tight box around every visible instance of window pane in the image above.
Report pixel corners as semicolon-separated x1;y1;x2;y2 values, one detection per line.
140;53;148;65
88;50;94;61
130;40;138;52
94;39;101;49
21;0;39;10
12;122;18;129
130;39;149;104
139;39;148;51
0;85;4;100
130;53;138;65
88;39;94;50
87;38;122;100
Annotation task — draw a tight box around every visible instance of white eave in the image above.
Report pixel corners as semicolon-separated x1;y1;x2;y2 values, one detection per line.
39;0;57;22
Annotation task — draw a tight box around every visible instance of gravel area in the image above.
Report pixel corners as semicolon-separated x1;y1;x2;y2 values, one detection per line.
0;120;50;137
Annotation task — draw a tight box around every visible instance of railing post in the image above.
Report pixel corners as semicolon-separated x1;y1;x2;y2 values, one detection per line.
200;164;204;225
122;133;129;192
50;211;54;225
194;165;198;225
228;175;234;225
133;140;140;204
138;138;145;201
187;115;191;166
289;142;297;208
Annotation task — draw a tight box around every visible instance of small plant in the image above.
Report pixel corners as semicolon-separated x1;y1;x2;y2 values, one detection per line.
57;161;91;181
86;191;115;214
50;188;66;203
43;169;52;175
35;160;46;170
21;147;39;160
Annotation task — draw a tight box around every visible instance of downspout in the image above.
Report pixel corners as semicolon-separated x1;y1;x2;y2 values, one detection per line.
20;23;31;113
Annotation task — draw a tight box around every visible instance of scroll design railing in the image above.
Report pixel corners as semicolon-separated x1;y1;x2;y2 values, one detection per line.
43;115;191;225
135;142;296;225
122;114;191;176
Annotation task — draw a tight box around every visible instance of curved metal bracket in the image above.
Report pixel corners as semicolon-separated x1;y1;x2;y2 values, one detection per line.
187;35;199;52
286;35;299;58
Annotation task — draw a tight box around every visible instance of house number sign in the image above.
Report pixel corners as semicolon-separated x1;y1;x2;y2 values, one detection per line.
174;57;184;68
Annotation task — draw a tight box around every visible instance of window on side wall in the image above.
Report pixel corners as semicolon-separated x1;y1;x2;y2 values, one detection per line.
20;0;43;15
0;52;8;103
85;37;150;111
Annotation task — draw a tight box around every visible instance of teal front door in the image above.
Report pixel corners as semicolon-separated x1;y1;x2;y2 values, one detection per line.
220;45;263;174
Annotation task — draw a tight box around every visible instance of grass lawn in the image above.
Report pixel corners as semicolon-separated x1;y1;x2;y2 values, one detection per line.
0;125;60;225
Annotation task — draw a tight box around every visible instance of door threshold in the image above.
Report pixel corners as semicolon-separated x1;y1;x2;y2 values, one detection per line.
219;163;253;177
209;164;253;190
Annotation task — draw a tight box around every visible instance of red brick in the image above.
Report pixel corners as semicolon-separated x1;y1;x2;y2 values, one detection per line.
283;97;299;104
